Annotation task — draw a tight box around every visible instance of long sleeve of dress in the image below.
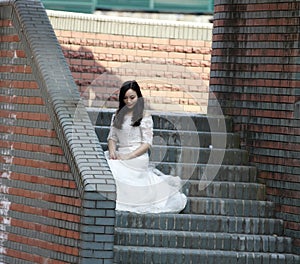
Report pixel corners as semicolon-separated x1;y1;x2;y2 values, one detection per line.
107;114;118;142
140;115;153;146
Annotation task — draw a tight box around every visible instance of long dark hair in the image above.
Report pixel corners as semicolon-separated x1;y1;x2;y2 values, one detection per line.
113;80;144;129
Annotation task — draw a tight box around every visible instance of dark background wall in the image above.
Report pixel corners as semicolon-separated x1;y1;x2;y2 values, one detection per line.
210;0;300;254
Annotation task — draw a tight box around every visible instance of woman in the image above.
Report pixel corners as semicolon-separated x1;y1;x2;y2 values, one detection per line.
105;80;187;213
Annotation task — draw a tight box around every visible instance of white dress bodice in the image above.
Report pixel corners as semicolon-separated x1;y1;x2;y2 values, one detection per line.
108;113;153;150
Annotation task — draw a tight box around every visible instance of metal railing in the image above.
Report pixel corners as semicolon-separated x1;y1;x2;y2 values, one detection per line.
41;0;214;14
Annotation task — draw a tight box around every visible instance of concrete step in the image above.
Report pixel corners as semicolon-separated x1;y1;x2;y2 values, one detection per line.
182;180;266;200
154;163;257;182
115;212;284;236
152;112;233;133
113;246;300;264
183;198;275;217
150;146;249;165
87;108;233;133
99;142;249;165
154;130;240;149
115;228;293;253
96;126;240;148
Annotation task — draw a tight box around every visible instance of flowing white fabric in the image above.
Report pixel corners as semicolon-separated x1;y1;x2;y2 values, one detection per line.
105;113;187;214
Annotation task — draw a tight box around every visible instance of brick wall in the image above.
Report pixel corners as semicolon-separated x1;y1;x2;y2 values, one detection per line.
0;1;115;263
210;0;300;254
47;11;213;113
2;0;300;261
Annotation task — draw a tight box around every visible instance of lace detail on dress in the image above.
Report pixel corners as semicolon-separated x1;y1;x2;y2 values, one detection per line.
140;115;153;146
107;114;118;142
107;113;153;147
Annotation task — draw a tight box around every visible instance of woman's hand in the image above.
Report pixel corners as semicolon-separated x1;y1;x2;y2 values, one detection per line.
117;143;150;160
116;153;132;160
109;151;118;160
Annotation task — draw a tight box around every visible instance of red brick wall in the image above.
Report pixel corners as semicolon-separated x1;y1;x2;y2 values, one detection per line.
1;2;116;263
210;0;300;254
0;9;80;264
50;19;212;113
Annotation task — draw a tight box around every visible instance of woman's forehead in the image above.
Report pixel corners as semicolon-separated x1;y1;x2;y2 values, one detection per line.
124;89;137;97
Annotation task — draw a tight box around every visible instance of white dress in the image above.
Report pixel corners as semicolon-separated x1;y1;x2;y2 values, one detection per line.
105;113;187;214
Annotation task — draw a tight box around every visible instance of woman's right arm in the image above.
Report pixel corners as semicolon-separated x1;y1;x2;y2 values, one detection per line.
108;139;117;159
107;113;118;159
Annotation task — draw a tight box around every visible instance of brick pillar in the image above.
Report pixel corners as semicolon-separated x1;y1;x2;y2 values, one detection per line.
210;0;300;254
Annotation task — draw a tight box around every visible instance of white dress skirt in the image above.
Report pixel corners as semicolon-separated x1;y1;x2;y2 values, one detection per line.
105;113;187;214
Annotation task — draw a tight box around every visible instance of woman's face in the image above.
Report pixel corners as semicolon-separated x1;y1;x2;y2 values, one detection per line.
123;89;138;109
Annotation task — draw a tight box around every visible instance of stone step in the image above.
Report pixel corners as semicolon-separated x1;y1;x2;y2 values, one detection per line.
152;112;233;133
87;108;233;133
153;130;240;149
183;198;275;218
115;212;284;236
100;143;249;165
154;163;257;182
96;126;240;148
115;228;293;253
153;146;249;165
113;246;300;264
182;180;266;200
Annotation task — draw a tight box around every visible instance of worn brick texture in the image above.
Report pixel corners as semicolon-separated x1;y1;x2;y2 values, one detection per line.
47;11;213;113
210;0;300;254
0;1;115;263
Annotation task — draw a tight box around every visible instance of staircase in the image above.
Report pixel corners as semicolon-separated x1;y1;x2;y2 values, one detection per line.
88;109;300;264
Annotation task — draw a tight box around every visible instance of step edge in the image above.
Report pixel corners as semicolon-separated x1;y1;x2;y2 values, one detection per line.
113;245;300;258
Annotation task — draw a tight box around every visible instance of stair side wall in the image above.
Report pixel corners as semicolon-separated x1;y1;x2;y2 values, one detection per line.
210;0;300;254
0;1;115;263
